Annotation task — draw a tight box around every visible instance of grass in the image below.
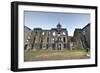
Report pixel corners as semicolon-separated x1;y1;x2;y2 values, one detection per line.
24;49;90;62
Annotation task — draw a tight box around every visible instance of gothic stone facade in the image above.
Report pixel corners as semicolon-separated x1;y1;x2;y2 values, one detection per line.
24;23;90;51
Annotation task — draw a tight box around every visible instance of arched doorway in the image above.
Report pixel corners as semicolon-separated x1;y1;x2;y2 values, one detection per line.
24;44;28;50
57;44;61;50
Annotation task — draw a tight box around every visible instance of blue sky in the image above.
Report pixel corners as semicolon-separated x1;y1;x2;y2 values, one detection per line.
24;11;90;36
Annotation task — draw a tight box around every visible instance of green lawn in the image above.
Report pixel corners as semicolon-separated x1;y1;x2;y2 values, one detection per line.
24;49;90;62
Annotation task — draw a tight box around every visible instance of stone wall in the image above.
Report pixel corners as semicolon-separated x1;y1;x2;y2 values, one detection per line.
72;23;90;50
73;29;84;49
24;26;32;50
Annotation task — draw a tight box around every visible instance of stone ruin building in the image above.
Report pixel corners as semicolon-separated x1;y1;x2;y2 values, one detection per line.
24;23;90;51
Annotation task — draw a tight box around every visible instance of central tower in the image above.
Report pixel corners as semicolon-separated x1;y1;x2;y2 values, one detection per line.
57;22;62;34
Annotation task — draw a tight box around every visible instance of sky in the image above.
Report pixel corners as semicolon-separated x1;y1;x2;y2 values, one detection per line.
24;11;90;36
